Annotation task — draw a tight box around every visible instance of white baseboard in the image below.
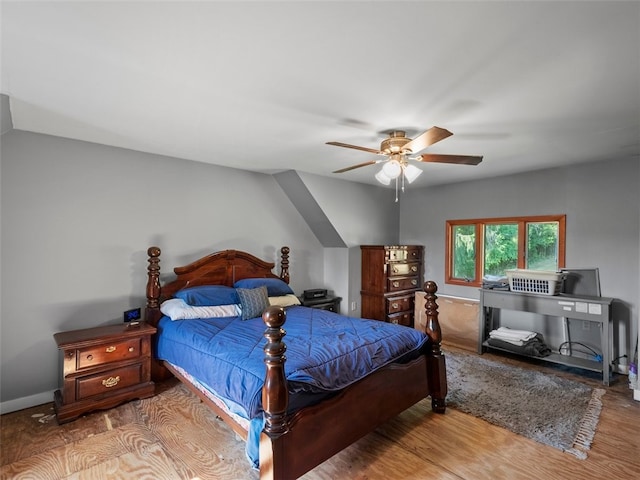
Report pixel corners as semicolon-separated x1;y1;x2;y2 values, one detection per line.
0;390;56;415
634;389;640;402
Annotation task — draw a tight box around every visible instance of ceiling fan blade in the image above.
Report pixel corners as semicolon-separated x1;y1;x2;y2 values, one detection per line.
333;160;379;173
326;141;382;155
416;153;483;165
402;126;453;153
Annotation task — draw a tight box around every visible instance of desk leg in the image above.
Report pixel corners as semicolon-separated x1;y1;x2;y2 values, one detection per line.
478;305;493;354
601;320;611;386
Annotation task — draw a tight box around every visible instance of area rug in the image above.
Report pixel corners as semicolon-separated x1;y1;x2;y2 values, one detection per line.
445;350;605;459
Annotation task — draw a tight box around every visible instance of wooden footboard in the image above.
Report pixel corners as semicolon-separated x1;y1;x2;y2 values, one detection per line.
259;281;447;480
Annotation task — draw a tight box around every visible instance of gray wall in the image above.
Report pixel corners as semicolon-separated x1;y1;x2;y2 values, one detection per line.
2;125;638;411
298;172;400;317
400;157;640;369
0;129;393;411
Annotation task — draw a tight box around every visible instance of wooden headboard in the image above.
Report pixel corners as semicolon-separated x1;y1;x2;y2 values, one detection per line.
145;245;290;326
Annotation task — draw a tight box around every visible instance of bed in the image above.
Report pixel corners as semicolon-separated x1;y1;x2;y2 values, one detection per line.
144;245;447;480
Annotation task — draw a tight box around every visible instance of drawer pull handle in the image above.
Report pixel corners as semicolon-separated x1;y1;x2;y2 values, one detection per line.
128;347;134;353
411;279;418;286
86;354;93;361
411;266;418;272
392;303;398;308
393;281;399;287
105;346;116;353
102;376;120;388
391;319;398;324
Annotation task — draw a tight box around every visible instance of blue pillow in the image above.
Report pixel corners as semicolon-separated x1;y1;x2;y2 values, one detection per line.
175;285;239;306
236;286;270;320
234;278;294;297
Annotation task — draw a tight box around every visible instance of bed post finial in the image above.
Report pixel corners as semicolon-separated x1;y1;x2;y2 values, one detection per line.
146;246;161;309
262;306;289;438
280;246;290;284
423;280;447;413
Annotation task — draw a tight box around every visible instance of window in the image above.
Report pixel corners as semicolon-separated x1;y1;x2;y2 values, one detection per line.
445;215;566;287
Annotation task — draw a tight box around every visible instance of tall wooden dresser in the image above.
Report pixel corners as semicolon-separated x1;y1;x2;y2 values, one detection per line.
360;245;424;327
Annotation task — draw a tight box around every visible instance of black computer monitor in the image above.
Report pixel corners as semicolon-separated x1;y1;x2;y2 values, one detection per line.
560;268;601;297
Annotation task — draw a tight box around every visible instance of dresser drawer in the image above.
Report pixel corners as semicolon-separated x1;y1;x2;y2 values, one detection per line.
387;276;420;292
386;295;413;314
77;363;143;400
77;338;142;369
387;311;413;327
388;261;421;277
386;247;422;262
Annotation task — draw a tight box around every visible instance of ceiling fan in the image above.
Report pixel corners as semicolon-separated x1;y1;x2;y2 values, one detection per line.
327;126;483;200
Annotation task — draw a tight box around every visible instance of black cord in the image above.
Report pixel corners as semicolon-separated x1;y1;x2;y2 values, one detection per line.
611;354;628;365
558;341;600;357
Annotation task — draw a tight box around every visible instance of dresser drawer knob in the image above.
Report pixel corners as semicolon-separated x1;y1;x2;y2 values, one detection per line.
86;354;93;361
391;319;398;324
411;279;418;286
392;303;398;309
128;347;134;352
411;266;417;272
105;346;116;353
102;376;120;388
392;281;399;288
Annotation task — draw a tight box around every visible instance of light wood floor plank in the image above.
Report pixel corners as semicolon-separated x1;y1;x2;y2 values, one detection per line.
2;346;639;480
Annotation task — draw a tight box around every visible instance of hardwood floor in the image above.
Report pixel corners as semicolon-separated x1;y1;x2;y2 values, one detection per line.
2;345;639;479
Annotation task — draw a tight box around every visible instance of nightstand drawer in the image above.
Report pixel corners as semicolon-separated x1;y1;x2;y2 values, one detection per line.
387;276;420;292
77;337;142;369
77;363;143;400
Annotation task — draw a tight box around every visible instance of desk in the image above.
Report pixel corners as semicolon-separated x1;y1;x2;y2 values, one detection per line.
478;289;615;385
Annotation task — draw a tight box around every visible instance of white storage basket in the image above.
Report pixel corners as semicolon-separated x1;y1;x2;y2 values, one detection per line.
505;269;564;296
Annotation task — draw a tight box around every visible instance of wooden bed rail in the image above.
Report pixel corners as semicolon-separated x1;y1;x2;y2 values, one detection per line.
260;280;447;441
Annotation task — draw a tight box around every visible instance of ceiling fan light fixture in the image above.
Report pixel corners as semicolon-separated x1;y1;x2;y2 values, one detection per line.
403;164;423;183
375;169;391;185
382;159;402;179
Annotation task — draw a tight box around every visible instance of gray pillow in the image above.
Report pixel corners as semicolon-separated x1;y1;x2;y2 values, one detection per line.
236;286;270;320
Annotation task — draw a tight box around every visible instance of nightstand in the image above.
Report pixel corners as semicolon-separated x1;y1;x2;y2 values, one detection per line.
53;323;156;424
299;296;342;313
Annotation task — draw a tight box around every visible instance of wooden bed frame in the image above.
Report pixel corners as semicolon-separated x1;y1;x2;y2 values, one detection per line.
145;245;447;480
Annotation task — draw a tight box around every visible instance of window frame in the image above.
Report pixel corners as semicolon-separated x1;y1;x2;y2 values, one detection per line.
445;215;566;287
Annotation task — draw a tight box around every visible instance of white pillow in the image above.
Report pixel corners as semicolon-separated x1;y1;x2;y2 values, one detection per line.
161;298;240;320
268;294;301;307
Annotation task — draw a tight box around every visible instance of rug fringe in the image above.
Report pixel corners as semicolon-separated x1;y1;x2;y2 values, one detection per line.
565;388;605;459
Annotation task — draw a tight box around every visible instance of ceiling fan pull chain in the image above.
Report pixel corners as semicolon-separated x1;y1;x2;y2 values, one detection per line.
395;177;399;202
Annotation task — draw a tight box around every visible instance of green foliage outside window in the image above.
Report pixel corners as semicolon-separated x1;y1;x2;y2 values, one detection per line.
526;222;559;270
453;225;476;279
484;224;518;276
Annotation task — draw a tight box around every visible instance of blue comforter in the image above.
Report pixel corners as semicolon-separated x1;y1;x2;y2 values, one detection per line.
156;306;428;420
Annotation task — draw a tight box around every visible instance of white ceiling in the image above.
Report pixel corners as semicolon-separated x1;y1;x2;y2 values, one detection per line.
2;1;639;187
